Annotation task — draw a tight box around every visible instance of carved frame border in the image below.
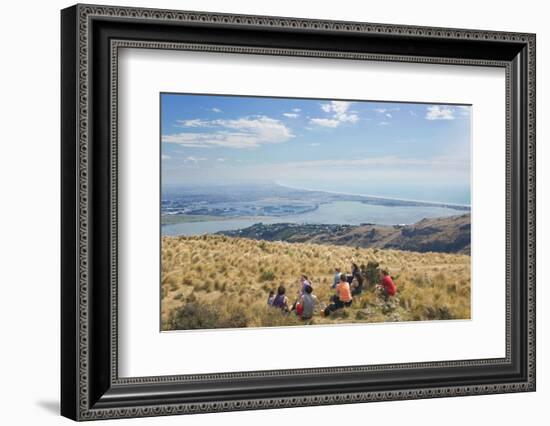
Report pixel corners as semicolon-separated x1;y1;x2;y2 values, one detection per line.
62;3;535;421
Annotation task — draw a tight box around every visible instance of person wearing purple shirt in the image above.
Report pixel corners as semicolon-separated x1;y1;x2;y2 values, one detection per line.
299;274;311;296
271;285;289;312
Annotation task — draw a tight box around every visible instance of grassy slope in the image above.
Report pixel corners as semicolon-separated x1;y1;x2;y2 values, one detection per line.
161;235;471;330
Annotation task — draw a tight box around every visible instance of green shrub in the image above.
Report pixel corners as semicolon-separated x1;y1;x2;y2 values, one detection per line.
259;270;276;282
166;300;252;330
166;303;221;330
424;305;454;320
362;261;380;286
223;305;249;328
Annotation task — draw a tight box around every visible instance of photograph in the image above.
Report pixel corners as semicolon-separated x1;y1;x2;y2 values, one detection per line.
160;94;472;331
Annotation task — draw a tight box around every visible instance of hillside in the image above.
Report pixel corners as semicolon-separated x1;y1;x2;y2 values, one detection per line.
161;235;471;330
219;214;471;254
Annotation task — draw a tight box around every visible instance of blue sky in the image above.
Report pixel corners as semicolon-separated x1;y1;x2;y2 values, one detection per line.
161;94;471;204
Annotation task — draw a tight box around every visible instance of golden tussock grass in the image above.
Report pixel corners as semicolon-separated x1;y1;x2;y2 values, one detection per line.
161;235;471;330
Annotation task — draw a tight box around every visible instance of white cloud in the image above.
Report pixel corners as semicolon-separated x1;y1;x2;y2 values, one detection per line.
378;121;390;126
217;117;292;138
310;101;358;128
409;110;418;117
283;113;299;118
292;108;301;113
176;119;213;128
217;158;227;162
183;156;208;163
211;108;222;113
309;118;340;128
309;143;321;146
163;115;294;149
385;113;392;118
425;105;455;120
161;154;171;160
341;114;359;123
320;101;352;116
374;107;400;114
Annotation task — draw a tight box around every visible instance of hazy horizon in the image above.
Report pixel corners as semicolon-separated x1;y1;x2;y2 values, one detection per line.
161;94;471;205
162;180;470;206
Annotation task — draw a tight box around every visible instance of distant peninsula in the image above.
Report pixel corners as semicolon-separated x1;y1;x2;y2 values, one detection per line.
218;214;471;255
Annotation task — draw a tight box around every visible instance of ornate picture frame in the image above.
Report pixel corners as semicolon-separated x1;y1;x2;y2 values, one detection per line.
61;4;535;421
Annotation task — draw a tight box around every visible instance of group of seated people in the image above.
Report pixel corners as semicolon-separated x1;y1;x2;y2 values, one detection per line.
267;264;397;320
268;275;319;320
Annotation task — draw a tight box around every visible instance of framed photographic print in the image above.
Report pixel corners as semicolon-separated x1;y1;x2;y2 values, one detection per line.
61;4;536;421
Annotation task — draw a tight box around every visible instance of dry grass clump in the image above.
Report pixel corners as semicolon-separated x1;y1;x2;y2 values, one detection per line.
161;235;471;330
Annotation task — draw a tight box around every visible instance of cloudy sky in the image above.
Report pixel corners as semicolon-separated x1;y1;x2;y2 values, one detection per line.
161;94;471;204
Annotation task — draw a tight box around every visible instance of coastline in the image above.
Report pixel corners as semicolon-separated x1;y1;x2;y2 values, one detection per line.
273;181;471;209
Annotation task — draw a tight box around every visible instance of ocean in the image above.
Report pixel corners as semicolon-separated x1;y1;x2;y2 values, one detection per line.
275;180;471;206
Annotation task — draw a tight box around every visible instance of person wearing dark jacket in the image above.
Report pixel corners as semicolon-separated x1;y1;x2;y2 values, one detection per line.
350;262;364;295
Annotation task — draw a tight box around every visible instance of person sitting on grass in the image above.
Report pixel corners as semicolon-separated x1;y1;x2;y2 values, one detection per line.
300;274;311;296
271;285;289;312
267;290;275;306
350;276;362;296
290;275;312;313
296;284;320;320
332;268;341;289
350;262;364;295
376;269;397;301
323;273;353;317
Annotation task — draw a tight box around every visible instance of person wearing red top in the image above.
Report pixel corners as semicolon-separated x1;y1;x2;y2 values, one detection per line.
377;269;397;300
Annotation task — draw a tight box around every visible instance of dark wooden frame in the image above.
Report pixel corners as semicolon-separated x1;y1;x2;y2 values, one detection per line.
61;4;536;421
